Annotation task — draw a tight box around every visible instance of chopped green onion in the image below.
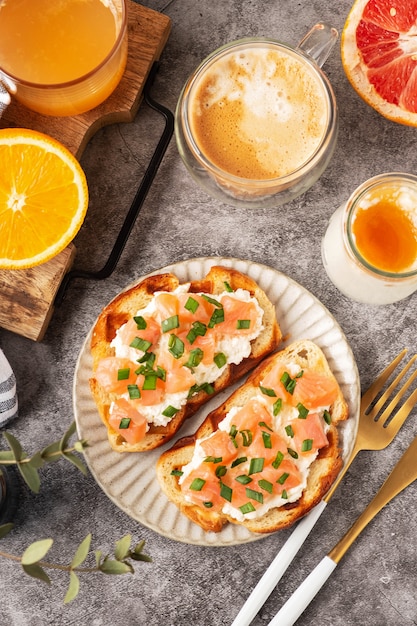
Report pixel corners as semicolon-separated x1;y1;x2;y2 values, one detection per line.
246;487;263;504
297;403;309;419
323;410;332;425
280;371;296;394
186;348;204;368
277;472;289;485
190;477;205;491
202;294;222;307
249;457;264;475
117;368;130;381
285;425;294;438
170;469;183;477
258;479;273;493
119;417;131;429
186;321;207;344
188;382;215;397
273;398;283;416
259;421;273;431
272;450;284;469
204;456;223;464
239;502;256;514
127;384;141;400
130;337;152;352
168;334;184;359
162;405;179;418
184;296;199;314
260;385;277;398
220;481;233;502
224;281;233;292
214;352;227;368
231;456;247;468
287;447;299;459
237;319;251;330
240;429;253;447
161;315;180;333
215;465;227;478
142;374;157;390
295;370;304;378
301;438;313;452
133;316;147;329
156;366;166;381
137;351;156;366
235;475;252;485
282;490;288;499
262;431;272;449
208;307;225;328
203;502;213;508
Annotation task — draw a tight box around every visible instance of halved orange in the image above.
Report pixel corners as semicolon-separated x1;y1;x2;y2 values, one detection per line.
341;0;417;126
0;128;88;269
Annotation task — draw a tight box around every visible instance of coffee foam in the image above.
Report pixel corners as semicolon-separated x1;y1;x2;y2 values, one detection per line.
189;47;328;180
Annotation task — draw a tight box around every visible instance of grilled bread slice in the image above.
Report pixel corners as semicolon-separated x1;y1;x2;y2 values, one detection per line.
156;340;350;533
89;266;282;452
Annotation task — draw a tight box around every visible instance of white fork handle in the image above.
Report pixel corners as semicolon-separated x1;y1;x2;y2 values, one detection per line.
231;500;327;626
267;555;337;626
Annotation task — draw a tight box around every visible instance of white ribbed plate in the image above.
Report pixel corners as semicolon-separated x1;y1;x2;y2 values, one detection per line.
73;257;360;546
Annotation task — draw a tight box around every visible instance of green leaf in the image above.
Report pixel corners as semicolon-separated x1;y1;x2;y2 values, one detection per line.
64;570;80;604
3;432;24;462
99;559;133;575
130;551;152;563
59;422;77;452
0;523;14;539
114;534;132;561
26;451;45;470
17;462;41;494
21;539;53;565
22;563;51;584
0;450;17;462
71;534;92;569
40;441;62;462
61;452;87;476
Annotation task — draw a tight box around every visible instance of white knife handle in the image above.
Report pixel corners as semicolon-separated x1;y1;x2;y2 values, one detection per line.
231;500;327;626
267;556;337;626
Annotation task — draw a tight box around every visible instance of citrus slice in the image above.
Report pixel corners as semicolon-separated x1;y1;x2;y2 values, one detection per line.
341;0;417;126
0;128;88;269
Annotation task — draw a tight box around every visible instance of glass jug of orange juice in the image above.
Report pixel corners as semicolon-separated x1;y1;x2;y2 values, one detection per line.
0;0;128;117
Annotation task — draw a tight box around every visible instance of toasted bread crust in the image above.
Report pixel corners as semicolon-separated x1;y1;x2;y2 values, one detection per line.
89;266;282;452
156;340;350;534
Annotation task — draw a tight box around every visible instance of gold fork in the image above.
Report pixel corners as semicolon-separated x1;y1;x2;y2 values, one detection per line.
231;349;417;626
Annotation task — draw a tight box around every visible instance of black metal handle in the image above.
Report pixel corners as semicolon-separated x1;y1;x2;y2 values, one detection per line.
55;61;174;306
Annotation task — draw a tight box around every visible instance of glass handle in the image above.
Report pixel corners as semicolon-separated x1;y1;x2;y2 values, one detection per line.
297;22;338;68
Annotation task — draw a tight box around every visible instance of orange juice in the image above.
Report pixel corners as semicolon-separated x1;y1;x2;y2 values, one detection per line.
352;194;417;273
0;0;127;116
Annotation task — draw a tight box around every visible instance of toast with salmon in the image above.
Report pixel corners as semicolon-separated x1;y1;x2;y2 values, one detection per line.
156;340;350;533
89;266;282;452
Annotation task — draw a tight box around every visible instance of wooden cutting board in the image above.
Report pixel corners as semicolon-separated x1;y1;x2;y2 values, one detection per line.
0;1;171;341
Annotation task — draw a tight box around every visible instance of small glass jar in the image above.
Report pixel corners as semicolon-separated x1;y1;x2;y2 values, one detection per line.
322;173;417;305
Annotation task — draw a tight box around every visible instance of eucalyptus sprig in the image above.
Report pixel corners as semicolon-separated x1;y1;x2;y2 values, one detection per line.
0;421;151;603
0;525;151;603
0;421;88;493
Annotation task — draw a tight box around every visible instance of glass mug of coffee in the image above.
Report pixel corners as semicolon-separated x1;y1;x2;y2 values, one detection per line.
0;0;128;117
322;173;417;305
175;23;338;208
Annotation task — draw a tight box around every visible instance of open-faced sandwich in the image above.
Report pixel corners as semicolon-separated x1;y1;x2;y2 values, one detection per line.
89;266;282;452
156;339;349;533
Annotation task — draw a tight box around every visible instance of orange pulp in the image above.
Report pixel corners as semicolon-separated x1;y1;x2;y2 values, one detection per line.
0;0;118;84
352;193;417;273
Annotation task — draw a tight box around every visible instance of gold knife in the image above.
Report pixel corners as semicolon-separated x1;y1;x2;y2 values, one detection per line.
267;433;417;626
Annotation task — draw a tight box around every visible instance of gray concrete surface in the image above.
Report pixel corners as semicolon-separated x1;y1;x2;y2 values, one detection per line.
1;1;416;625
